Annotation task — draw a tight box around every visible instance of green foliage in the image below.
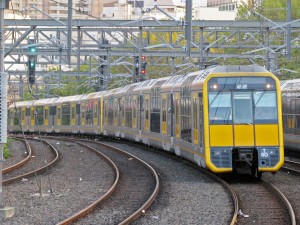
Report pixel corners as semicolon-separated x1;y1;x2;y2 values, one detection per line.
234;0;300;80
3;139;12;159
237;0;300;21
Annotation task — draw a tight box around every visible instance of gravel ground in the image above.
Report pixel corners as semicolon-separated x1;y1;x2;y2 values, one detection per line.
3;138;27;169
1;139;115;225
264;171;300;224
103;141;233;225
3;139;55;180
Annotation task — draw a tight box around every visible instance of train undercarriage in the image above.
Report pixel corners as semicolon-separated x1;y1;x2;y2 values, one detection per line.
232;148;262;178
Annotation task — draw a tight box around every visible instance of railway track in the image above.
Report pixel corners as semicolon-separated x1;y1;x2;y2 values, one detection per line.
2;137;32;174
104;139;239;225
46;137;160;225
3;137;59;185
224;175;296;225
282;159;300;174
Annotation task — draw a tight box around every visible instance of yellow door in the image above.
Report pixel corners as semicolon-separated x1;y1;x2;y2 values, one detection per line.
44;107;49;126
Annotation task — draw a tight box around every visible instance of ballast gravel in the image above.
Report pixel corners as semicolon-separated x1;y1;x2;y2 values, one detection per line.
102;141;233;225
1;139;115;225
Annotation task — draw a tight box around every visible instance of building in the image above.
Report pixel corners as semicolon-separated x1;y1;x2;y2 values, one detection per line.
144;0;185;20
193;6;236;20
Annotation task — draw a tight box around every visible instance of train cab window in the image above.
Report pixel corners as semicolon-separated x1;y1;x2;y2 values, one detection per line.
209;92;232;124
233;92;253;124
253;91;277;123
62;103;70;125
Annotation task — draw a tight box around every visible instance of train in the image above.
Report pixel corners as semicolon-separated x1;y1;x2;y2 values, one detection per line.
8;65;284;177
281;79;300;152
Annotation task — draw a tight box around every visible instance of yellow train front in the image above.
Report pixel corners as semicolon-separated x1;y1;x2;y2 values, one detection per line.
203;66;284;176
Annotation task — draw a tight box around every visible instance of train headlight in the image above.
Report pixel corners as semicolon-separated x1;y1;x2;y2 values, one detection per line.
212;84;218;89
266;84;271;89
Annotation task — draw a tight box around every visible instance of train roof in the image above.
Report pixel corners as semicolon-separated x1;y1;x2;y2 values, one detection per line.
280;79;300;91
9;100;33;109
33;97;58;106
115;83;138;95
209;65;269;73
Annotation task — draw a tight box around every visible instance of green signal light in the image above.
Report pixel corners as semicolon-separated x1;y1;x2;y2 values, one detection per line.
30;48;36;53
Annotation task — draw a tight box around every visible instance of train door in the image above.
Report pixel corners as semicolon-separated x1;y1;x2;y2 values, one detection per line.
21;108;25;126
71;104;76;126
49;106;56;127
199;94;204;149
167;93;174;137
76;103;80;127
133;95;137;129
44;106;49;126
93;101;98;126
144;95;150;131
114;98;119;127
161;94;167;135
103;99;107;126
81;101;86;126
57;105;61;126
121;97;125;127
30;107;35;126
117;98;121;127
138;95;144;131
192;93;199;145
174;93;180;139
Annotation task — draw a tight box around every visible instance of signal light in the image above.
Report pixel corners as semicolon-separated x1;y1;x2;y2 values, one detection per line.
141;69;146;75
29;47;36;53
141;56;146;61
28;57;36;84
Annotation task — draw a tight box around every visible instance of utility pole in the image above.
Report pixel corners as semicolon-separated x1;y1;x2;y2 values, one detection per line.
67;0;72;65
286;0;291;60
0;0;14;218
185;0;192;57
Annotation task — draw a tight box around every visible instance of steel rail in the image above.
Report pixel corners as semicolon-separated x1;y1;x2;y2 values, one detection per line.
96;141;160;225
281;159;300;174
2;137;32;174
262;179;296;225
202;170;239;225
57;138;160;225
57;139;120;225
108;139;238;225
2;137;59;185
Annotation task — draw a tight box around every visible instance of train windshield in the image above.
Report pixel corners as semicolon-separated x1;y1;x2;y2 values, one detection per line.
208;77;277;125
